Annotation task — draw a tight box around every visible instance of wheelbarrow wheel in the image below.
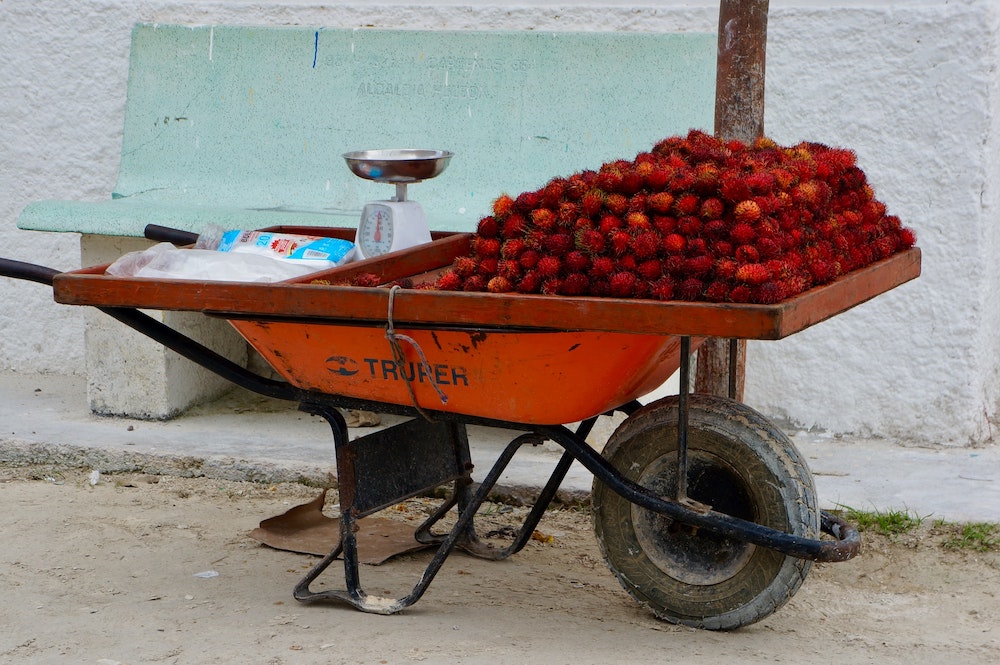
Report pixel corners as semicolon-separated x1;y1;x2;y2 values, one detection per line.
591;394;818;630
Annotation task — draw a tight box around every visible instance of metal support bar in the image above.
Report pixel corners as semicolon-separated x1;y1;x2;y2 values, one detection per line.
676;336;692;502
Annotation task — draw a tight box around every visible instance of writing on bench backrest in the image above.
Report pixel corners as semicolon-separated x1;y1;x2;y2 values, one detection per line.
116;25;715;231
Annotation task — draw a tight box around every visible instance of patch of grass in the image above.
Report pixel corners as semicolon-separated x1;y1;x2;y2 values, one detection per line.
940;522;1000;552
839;506;924;537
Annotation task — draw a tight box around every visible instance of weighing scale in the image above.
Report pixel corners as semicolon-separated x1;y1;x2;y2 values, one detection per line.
343;149;453;260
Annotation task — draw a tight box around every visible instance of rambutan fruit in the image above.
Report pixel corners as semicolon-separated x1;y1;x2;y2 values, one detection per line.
735;263;771;285
536;255;563;278
501;213;528;239
617;254;638;272
757;237;781;259
685;255;715;277
543;233;574;256
540;277;564;295
625;211;651;231
631;231;661;260
719;173;753;202
715;257;738;280
733;200;762;224
637;258;663;280
693;163;720;193
649;277;676;301
560;273;591;296
580;190;605;217
498;259;522;280
599;214;623;234
476;258;498;276
609;271;639;298
589;278;611;297
588;256;616;279
453;256;477;278
519;249;540;270
618;169;645;196
807;259;838;284
729;284;753;303
564;250;592;273
704;280;730;302
608;229;631;256
540;178;568;208
516;270;542;294
434;270;462;291
662;233;686;255
487;276;513;293
648;191;675;214
463;275;486;291
735;244;760;264
605;193;629;216
663;254;687;276
745;170;776;194
730;222;756;245
576;228;606;255
674;193;701;216
677;216;702;236
472;236;501;258
500;238;526;260
898;227;917;248
476;216;500;238
753;281;787;304
652;215;677;235
645;167;672;191
702;219;728;239
558;201;580;226
690;239;712;259
700;197;725;220
531;208;558;232
677;277;705;301
492;194;515;219
596;166;624;193
712;240;735;257
515;190;540;212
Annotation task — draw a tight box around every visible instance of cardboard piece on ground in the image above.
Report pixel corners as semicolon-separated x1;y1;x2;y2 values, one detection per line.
249;489;431;565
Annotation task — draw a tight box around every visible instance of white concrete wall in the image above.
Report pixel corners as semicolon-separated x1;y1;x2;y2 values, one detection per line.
1;0;996;445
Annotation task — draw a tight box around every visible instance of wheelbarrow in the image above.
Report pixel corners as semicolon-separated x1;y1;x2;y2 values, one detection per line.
0;225;921;629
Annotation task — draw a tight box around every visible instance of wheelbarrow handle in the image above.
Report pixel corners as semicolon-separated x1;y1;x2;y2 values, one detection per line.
0;257;59;286
144;224;199;246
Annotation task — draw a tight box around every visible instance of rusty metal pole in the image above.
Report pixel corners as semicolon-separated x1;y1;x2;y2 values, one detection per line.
695;0;769;400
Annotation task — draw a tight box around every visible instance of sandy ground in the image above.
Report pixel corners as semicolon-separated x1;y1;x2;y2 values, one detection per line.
1;466;998;665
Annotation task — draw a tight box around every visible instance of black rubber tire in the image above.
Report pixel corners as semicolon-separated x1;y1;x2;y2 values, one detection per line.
591;394;818;630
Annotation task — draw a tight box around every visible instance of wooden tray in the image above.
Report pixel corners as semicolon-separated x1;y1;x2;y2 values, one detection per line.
52;228;921;341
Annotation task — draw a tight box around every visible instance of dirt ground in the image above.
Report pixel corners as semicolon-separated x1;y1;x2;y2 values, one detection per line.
1;466;998;665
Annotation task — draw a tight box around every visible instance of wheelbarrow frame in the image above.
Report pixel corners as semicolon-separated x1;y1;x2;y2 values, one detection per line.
0;235;916;615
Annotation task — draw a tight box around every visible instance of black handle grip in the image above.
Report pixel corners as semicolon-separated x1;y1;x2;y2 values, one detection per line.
0;258;60;286
144;224;200;246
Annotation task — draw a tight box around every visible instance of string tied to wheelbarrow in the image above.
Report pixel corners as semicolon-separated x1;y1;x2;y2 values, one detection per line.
385;285;449;421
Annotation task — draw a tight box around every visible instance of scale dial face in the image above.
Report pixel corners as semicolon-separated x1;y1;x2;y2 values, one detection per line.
358;204;395;258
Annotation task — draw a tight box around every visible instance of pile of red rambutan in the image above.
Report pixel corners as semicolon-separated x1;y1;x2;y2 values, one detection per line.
431;129;916;303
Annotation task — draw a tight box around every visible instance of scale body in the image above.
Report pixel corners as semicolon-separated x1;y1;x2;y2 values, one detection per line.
343;149;453;261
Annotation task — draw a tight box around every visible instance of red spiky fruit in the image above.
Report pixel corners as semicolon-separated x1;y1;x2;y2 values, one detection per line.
625;211;650;230
735;263;771;285
518;249;540;270
674;193;700;216
589;256;616;279
531;208;558;231
631;231;661;260
564;250;591;273
649;277;676;301
647;192;675;214
536;255;563;278
677;278;704;301
637;259;663;280
662;233;686;255
501;213;528;240
560;273;591;296
434;271;462;291
453;256;477;278
608;229;631;256
492;194;515;219
463;275;486;291
580;190;604;217
543;233;574;256
487;276;513;293
609;271;639;298
517;270;542;294
576;228;606;255
472;236;501;258
605;193;629;215
477;216;500;238
733;200;762;224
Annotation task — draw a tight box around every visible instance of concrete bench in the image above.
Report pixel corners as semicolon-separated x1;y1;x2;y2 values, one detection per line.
17;24;716;418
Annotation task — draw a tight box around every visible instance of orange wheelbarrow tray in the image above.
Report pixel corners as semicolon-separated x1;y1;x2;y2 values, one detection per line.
0;225;920;629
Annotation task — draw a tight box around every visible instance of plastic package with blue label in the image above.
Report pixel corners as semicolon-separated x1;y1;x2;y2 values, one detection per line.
106;228;356;282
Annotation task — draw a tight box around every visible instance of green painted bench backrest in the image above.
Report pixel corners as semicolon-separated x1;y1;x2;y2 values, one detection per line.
20;24;716;236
